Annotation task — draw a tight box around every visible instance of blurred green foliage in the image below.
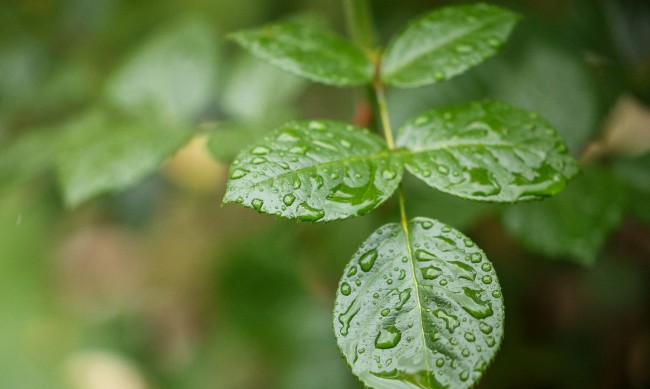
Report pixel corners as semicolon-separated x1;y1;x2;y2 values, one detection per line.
0;0;649;388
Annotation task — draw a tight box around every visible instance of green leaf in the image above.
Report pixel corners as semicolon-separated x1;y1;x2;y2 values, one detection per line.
105;19;218;124
334;217;504;389
381;3;519;88
501;169;626;265
0;128;61;195
397;100;578;202
229;22;374;86
223;120;403;222
56;111;191;207
613;152;650;224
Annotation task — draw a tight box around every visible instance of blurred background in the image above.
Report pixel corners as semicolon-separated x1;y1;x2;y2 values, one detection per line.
1;0;649;388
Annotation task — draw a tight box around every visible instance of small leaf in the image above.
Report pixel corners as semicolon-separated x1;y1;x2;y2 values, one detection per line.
397;100;578;202
381;3;519;88
334;217;504;389
56;111;192;207
501;169;626;265
229;22;374;86
223;120;403;222
105;19;218;124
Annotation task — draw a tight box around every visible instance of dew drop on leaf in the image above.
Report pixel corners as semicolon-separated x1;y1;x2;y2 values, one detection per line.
359;248;378;271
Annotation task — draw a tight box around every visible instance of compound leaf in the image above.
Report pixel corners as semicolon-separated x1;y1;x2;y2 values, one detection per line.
382;3;518;88
397;100;578;202
223;120;403;222
229;22;374;86
334;217;504;389
502;168;627;265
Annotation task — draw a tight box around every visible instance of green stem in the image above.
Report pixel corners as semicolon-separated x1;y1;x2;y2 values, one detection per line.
343;0;375;50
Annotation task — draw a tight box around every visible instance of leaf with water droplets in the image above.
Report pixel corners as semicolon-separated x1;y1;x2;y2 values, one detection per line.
502;168;626;265
397;100;578;202
229;22;374;86
334;217;504;389
223;120;403;222
381;3;519;88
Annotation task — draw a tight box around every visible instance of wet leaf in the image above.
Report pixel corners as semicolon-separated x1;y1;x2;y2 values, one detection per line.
397;100;578;202
223;120;403;222
381;4;519;88
229;22;374;86
334;217;504;389
56;111;191;207
502;169;626;265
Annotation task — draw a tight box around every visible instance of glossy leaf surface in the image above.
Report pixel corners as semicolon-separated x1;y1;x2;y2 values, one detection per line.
381;4;518;88
229;22;374;86
56;112;191;207
502;169;626;265
223;121;403;222
397;100;578;202
334;217;504;389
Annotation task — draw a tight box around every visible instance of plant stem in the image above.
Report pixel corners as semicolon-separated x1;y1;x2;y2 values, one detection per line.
343;0;375;50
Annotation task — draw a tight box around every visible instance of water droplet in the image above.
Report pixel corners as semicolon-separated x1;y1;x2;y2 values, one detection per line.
355;280;361;286
492;290;502;298
439;279;448;286
358;348;365;354
251;198;264;210
338;301;359;336
460;370;470;381
436;358;445;367
421;221;433;230
292;178;301;190
230;169;248;179
435;310;460;333
381;308;390;317
482;275;493;284
468;252;482;263
278;162;290;169
310;174;324;189
330;172;339;179
464;332;476;342
456;44;472;53
415;249;436;262
481;263;492;271
309;121;327;131
359;249;378;272
340;282;351;296
486;336;496;347
434;71;445;81
462;348;470;357
386;279;393;285
289;145;308;155
373;293;379;299
251;157;267;165
479;322;493;334
398;269;406;280
283;194;295;206
375;326;402;349
437;165;449;174
421;266;442;280
251;146;270;155
382;169;397;180
297;202;325;221
347;266;357;277
340;139;352;149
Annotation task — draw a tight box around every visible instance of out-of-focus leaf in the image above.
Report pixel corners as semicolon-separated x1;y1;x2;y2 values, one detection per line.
613;152;650;224
381;4;518;88
56;111;192;207
0;128;61;195
334;217;504;389
397;100;578;202
105;19;218;124
220;56;308;120
229;22;374;86
501;169;626;265
223;120;402;222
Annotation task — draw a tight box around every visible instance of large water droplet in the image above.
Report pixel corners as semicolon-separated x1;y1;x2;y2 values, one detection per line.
251;198;264;210
374;326;402;349
415;249;436;262
283;194;295;206
421;266;442;280
359;249;378;272
251;146;270;155
297;202;325;221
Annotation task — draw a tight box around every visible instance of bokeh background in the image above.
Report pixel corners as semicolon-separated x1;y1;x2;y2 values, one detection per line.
1;0;649;388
